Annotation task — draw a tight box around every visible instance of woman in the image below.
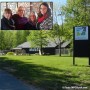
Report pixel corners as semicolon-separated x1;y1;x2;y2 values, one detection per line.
12;6;28;30
1;8;15;30
37;2;52;30
25;11;37;30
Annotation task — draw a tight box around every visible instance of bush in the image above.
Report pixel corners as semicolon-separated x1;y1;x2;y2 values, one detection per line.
6;52;15;55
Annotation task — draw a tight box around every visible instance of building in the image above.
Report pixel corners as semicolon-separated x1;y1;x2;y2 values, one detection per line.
12;40;71;55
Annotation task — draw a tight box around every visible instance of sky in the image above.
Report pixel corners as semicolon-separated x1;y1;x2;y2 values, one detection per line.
0;0;67;25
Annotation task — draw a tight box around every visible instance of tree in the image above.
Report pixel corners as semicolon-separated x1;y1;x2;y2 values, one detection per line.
0;30;30;50
27;30;48;55
62;0;90;26
13;30;30;47
3;31;14;50
50;3;62;56
60;0;90;52
0;31;5;50
0;31;15;50
21;30;30;43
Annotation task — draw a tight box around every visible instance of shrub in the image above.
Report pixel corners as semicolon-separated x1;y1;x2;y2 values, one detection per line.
6;52;15;55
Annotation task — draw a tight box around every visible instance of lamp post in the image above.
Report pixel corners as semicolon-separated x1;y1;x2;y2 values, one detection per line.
58;12;63;56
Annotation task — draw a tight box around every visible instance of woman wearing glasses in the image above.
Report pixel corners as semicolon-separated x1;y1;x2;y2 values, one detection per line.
12;6;28;30
37;2;52;30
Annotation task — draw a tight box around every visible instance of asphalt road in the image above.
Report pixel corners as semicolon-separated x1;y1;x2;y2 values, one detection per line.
0;70;42;90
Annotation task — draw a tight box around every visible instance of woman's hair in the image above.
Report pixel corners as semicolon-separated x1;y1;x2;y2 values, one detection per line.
16;6;25;16
4;8;12;15
28;11;37;22
38;2;51;18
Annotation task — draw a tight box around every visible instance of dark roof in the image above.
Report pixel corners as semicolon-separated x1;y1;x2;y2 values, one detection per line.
17;42;31;48
12;47;22;50
13;40;71;49
44;39;63;48
61;40;71;48
16;41;57;48
44;40;57;48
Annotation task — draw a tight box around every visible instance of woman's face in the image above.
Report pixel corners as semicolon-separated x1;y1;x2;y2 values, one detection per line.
4;12;11;20
40;5;48;15
18;7;25;17
29;12;36;22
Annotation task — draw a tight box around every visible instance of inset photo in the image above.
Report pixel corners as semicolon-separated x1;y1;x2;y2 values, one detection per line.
1;2;53;30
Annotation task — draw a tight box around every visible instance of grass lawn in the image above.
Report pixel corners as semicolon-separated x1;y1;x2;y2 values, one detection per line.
0;55;90;90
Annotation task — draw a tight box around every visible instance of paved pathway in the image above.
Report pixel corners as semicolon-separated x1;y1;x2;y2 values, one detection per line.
0;70;42;90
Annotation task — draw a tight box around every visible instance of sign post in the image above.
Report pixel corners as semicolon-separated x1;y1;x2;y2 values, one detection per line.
89;56;90;66
73;26;90;66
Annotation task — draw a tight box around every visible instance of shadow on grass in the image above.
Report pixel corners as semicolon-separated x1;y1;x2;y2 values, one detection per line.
0;57;89;90
72;64;90;67
60;56;72;57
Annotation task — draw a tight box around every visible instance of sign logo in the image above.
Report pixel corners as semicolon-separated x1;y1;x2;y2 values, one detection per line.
75;26;88;40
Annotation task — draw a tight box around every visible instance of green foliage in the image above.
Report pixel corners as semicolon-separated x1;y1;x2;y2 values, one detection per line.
48;24;71;45
6;52;15;55
60;0;90;50
62;0;90;26
27;30;49;55
27;30;49;48
3;31;14;50
0;30;5;50
0;30;30;50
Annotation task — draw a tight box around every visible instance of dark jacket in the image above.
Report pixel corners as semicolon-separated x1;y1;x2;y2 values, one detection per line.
24;21;37;30
1;17;15;30
12;14;28;30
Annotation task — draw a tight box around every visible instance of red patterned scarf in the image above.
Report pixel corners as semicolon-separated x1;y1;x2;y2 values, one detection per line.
38;14;48;23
